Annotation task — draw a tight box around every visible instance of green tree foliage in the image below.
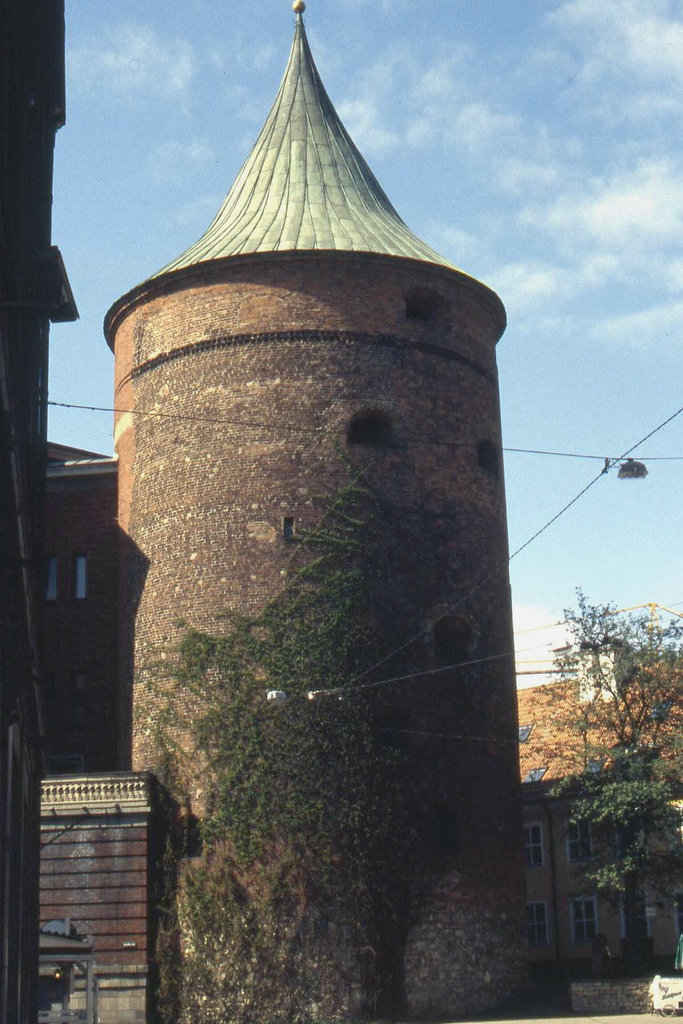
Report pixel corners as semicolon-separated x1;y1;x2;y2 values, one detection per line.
151;467;428;1023
552;594;683;965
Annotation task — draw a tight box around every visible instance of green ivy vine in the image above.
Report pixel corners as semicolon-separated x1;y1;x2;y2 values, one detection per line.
151;464;429;1024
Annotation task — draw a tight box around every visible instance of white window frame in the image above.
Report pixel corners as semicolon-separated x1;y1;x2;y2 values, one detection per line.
527;901;549;945
567;819;593;863
524;821;544;867
570;895;598;943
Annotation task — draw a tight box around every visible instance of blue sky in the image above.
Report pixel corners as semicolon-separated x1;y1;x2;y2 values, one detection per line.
48;0;683;665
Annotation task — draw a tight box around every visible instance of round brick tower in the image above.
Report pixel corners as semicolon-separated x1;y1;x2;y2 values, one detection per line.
105;7;525;1017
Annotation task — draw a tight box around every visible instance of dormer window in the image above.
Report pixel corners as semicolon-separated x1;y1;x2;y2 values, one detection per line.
519;724;533;743
523;767;547;783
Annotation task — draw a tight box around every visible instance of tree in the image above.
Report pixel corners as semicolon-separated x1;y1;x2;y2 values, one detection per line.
552;594;683;969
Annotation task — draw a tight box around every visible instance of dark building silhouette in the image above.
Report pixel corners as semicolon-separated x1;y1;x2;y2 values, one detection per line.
0;0;76;1019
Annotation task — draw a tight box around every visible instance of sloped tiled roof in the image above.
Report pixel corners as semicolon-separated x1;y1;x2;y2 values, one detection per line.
517;680;605;785
152;12;455;278
517;677;681;788
518;682;568;784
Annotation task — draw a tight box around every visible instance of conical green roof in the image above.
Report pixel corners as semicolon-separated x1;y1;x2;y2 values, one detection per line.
153;12;454;277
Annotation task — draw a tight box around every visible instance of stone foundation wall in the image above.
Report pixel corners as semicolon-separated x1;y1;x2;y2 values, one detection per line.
570;978;650;1014
404;893;527;1017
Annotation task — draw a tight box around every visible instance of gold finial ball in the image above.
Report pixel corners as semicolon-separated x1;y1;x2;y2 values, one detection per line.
293;0;306;12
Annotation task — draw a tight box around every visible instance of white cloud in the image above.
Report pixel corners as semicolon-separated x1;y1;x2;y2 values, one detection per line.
411;58;465;103
337;99;400;157
454;102;521;150
336;0;408;11
513;603;569;689
662;260;683;293
429;225;486;268
497;158;561;198
147;139;215;186
174;194;223;229
69;23;195;98
208;41;276;74
489;261;577;316
550;0;683;87
522;159;683;251
589;299;683;348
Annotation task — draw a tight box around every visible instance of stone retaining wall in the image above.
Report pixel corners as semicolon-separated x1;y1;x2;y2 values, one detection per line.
570;978;650;1014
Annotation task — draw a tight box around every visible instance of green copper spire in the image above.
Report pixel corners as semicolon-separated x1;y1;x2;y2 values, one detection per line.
153;9;454;277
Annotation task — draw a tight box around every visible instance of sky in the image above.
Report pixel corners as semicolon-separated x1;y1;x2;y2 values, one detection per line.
48;0;683;677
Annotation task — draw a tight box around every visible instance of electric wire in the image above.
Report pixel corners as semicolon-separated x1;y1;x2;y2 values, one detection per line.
47;399;682;462
323;404;683;694
48;393;683;701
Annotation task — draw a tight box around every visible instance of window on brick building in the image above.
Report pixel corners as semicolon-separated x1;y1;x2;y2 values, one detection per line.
73;552;87;599
570;896;598;943
283;516;295;541
524;822;543;867
347;410;393;446
527;901;548;944
567;820;593;862
46;555;58;601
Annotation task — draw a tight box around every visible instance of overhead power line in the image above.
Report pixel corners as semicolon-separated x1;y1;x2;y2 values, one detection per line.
339;404;683;693
508;404;683;562
48;392;683;702
47;399;682;462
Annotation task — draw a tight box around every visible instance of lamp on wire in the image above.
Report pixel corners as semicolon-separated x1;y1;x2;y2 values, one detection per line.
617;458;648;480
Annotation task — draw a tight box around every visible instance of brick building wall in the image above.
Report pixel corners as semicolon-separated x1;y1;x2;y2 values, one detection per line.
40;774;157;1024
43;453;119;772
105;248;526;1015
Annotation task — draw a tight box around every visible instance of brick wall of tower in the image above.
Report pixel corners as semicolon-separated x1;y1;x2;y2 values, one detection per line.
108;249;525;1014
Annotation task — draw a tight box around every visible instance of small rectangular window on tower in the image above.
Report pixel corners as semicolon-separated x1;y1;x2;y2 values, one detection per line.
73;552;87;599
46;555;58;601
283;517;295;541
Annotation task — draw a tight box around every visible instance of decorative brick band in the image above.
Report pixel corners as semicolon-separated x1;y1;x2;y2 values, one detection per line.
132;330;496;385
41;772;153;816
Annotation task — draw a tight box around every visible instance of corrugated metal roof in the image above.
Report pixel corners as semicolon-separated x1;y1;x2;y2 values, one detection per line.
152;13;455;278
